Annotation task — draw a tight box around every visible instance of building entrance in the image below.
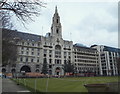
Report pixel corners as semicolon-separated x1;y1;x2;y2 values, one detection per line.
20;65;31;72
56;67;60;75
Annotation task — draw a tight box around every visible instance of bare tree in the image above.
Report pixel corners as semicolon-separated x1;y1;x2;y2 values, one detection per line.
0;0;45;28
2;29;18;66
0;11;13;29
2;39;17;66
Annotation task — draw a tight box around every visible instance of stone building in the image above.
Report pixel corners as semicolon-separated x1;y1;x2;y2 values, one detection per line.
2;7;73;76
2;7;120;76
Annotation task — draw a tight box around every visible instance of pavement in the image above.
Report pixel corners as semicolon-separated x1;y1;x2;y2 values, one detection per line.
2;78;30;94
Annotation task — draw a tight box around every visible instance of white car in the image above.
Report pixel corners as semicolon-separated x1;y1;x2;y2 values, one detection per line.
0;73;3;78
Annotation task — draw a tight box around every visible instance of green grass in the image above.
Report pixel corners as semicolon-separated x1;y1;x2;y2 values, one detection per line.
13;76;118;92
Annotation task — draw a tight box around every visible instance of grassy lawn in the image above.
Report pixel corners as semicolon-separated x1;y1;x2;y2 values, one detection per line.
13;76;118;92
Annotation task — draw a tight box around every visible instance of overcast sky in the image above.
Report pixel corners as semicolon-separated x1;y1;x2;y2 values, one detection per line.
13;1;118;48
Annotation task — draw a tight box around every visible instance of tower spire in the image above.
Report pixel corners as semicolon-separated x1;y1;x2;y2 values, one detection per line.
51;6;62;38
55;6;58;13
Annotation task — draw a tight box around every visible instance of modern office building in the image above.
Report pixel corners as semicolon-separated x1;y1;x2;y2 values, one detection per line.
91;45;120;76
73;44;99;76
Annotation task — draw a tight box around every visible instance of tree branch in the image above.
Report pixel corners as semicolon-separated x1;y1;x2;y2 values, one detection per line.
0;0;46;28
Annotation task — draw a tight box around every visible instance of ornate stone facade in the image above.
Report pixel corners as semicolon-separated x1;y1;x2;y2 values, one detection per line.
2;7;73;76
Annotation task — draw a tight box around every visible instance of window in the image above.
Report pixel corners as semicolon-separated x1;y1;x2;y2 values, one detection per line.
37;48;40;51
55;51;61;58
64;52;66;55
31;58;34;62
49;50;52;54
75;59;76;62
21;47;24;50
64;56;66;58
49;65;52;68
36;69;39;72
44;54;46;57
55;45;61;58
26;51;29;55
38;43;40;46
32;43;34;46
32;52;34;55
22;42;24;45
21;51;24;54
64;60;66;63
55;59;57;64
36;65;40;68
45;42;46;45
49;55;52;57
27;48;29;50
50;43;52;46
68;60;71;63
110;60;112;62
26;57;28;62
55;59;61;64
32;48;34;51
20;57;23;62
69;56;71;59
59;60;61;64
44;49;47;54
49;59;52;64
27;42;29;46
38;53;40;55
37;58;39;62
57;19;58;23
68;52;71;55
56;29;59;34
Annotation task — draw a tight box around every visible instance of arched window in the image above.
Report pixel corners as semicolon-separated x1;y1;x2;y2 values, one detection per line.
56;28;59;34
2;68;6;73
11;69;16;73
56;67;60;70
57;19;59;23
20;65;31;72
36;69;39;72
55;45;61;59
55;45;61;50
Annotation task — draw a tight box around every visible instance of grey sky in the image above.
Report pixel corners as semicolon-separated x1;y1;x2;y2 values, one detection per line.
12;1;118;48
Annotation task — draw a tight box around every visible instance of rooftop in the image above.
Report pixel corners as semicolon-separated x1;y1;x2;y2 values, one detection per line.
104;46;120;53
2;28;41;42
73;43;97;50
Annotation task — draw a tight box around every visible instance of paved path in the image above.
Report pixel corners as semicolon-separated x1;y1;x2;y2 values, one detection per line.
2;78;30;93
